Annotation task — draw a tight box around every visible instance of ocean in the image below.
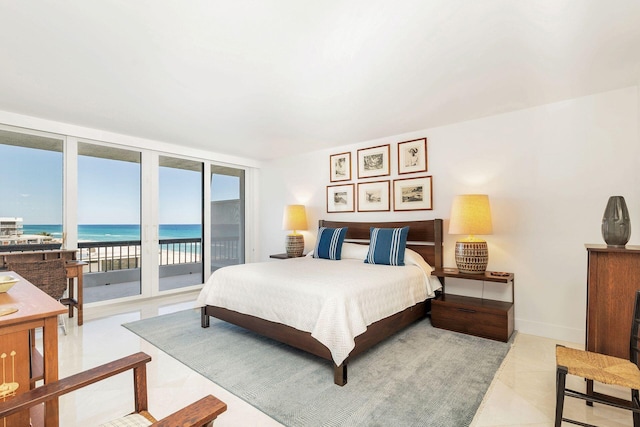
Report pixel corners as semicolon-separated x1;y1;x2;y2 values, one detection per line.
22;224;201;242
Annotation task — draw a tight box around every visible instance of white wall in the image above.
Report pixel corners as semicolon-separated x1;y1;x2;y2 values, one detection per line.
259;86;640;344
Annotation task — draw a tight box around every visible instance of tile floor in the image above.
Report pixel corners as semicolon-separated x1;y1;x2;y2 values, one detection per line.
51;292;635;426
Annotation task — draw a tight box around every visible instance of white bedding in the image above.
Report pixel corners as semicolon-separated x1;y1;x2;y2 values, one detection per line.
196;243;442;365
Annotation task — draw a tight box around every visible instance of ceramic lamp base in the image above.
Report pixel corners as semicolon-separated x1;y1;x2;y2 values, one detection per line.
455;240;488;274
285;234;304;257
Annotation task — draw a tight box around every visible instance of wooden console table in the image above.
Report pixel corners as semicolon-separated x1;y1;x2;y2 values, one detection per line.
1;250;84;326
0;272;66;427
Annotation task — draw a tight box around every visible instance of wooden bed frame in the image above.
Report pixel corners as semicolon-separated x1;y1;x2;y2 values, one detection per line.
201;219;443;386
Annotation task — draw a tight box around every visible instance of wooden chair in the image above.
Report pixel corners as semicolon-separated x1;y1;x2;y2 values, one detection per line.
6;258;70;333
0;352;227;426
555;290;640;427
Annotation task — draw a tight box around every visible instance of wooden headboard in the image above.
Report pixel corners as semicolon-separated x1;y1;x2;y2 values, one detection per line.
318;219;443;269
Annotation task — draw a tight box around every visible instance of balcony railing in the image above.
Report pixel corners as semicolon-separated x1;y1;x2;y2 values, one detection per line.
78;238;203;273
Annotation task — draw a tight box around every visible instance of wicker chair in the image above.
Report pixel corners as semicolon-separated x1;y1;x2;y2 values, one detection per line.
6;258;70;333
555;290;640;426
0;352;227;426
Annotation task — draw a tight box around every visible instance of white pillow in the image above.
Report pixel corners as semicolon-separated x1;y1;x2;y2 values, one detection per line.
404;247;443;296
331;243;432;269
404;247;432;270
339;242;370;260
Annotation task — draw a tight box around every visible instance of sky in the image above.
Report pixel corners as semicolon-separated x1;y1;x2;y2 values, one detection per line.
0;144;240;224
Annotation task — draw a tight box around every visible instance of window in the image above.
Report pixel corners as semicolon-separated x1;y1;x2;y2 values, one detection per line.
77;142;142;302
0;128;63;248
211;165;245;271
159;156;203;290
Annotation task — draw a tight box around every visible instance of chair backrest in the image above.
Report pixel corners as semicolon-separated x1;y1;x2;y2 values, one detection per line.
630;290;640;365
7;259;68;300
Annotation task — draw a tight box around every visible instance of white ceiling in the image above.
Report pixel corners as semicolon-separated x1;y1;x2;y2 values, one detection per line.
1;1;639;161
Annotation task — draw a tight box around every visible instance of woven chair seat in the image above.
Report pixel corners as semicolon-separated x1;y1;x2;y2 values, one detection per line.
554;289;640;426
556;345;640;390
6;259;68;300
98;412;155;427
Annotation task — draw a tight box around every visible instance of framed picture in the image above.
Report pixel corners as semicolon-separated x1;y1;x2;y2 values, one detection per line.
398;138;427;174
329;152;351;182
393;176;433;211
357;144;390;179
327;184;355;213
357;180;390;212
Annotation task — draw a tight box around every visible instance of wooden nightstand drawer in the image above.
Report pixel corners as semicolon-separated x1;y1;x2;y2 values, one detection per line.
431;294;514;342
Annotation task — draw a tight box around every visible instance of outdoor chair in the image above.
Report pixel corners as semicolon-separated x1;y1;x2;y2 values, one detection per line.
555;289;640;427
6;258;70;333
0;352;227;426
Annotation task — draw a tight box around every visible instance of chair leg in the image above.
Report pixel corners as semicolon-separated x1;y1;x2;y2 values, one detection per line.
555;366;568;427
58;314;67;335
633;389;640;427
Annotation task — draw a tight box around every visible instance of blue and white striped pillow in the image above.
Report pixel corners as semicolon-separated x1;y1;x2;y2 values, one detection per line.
313;227;348;260
365;226;410;266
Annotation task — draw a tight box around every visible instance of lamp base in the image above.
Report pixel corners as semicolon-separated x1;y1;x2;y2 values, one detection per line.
285;234;304;258
455;240;488;274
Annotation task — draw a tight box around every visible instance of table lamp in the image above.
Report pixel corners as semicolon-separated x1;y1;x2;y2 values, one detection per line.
448;194;493;274
282;204;307;257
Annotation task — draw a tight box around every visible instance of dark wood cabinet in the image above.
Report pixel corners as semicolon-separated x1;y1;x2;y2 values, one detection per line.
430;269;514;342
585;244;640;359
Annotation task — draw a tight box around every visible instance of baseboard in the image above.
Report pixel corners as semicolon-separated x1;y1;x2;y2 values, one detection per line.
515;317;584;345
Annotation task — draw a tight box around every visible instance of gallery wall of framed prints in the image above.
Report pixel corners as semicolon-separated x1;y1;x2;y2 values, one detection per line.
326;137;432;213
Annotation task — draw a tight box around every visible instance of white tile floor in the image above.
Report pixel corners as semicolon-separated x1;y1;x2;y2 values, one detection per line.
52;292;635;426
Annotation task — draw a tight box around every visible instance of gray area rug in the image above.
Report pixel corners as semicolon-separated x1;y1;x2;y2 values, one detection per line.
123;309;512;427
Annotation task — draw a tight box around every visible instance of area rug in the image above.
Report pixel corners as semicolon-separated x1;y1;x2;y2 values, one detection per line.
123;309;512;427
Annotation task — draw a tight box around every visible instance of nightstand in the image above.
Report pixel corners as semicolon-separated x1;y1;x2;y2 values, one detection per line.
269;253;306;259
430;268;514;342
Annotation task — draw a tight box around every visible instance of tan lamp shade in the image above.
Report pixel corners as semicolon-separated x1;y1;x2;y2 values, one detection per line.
449;194;493;274
282;204;307;257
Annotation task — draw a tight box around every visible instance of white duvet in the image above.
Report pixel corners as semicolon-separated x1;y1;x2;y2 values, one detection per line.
196;243;442;365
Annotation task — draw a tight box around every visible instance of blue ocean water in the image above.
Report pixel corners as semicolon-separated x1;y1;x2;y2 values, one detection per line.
22;224;201;242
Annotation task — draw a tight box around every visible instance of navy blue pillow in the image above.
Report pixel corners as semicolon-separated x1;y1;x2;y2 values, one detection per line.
313;227;348;260
365;226;409;266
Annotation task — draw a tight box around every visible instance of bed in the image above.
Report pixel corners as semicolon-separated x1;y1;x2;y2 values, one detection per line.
198;219;443;385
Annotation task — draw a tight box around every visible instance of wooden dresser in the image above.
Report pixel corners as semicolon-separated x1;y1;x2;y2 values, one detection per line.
0;273;66;427
585;244;640;358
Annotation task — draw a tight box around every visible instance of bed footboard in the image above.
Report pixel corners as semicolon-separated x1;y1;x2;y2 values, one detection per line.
200;301;428;386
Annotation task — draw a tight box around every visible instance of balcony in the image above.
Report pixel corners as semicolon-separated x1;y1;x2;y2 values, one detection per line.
76;237;239;303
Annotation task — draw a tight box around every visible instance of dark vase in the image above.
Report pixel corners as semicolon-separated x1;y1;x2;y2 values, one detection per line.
601;196;631;247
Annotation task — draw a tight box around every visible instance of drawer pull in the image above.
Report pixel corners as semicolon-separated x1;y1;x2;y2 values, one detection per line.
457;308;477;314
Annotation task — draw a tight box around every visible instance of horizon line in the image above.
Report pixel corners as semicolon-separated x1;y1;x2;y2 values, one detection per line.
22;223;202;226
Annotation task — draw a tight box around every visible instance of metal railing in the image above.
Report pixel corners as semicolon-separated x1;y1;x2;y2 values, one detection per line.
158;238;202;266
78;238;204;273
211;237;239;262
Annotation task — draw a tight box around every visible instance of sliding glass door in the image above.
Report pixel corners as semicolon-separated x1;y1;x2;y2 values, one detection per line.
0;123;254;305
158;156;203;291
0;128;64;248
211;165;245;272
77;142;142;303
